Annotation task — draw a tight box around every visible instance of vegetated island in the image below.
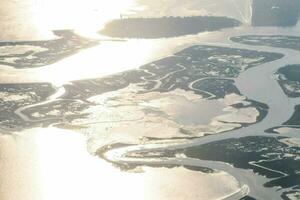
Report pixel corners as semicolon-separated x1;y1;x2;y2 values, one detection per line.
99;16;241;39
0;30;99;69
276;64;300;98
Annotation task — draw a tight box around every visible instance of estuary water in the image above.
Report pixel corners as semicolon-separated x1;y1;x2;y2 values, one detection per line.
1;1;300;200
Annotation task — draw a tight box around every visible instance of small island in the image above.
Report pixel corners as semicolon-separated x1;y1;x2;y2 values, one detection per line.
276;64;300;98
99;16;241;39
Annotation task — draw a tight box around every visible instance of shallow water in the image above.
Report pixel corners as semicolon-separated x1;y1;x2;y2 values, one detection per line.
0;128;246;200
1;1;300;200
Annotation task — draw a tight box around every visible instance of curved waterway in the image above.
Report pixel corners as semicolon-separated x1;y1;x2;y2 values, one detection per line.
2;26;300;200
98;30;300;199
14;87;66;122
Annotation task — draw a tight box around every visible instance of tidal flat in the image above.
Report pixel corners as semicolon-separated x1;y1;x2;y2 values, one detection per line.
0;30;99;69
231;35;300;52
0;45;282;137
116;135;300;199
1;12;300;199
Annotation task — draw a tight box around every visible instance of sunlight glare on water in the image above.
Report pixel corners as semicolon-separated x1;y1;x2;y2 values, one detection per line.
0;128;240;200
35;128;144;200
32;0;139;36
0;0;251;85
36;39;161;86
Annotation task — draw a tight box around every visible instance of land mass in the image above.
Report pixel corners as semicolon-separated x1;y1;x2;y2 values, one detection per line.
231;35;300;52
99;16;241;39
0;30;99;69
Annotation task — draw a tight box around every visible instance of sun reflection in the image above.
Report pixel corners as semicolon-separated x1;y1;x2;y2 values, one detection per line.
0;32;214;85
32;0;139;37
35;40;161;86
0;128;241;200
35;128;241;200
35;128;145;200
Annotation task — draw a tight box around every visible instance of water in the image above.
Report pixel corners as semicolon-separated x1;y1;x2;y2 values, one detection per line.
1;1;300;200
